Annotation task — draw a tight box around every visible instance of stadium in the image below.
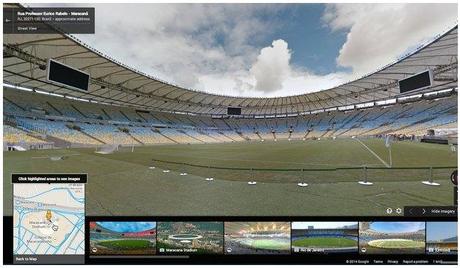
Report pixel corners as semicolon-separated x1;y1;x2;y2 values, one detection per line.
291;222;358;253
89;222;156;255
426;222;458;255
359;222;426;254
156;222;224;254
224;222;291;255
2;3;458;217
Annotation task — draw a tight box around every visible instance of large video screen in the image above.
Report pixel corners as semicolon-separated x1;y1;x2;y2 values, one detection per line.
2;1;458;266
227;107;242;115
47;59;90;92
399;70;432;93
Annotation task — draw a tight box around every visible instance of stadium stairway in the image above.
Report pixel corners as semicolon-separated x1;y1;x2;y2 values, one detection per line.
177;129;205;143
135;112;149;122
198;130;222;143
70;104;88;118
101;108;112;120
356;124;387;136
320;128;332;138
153;128;179;144
46;101;64;116
124;131;144;145
236;131;250;141
4;97;26;111
255;131;263;140
126;132;145;145
76;128;106;144
384;117;438;135
335;124;360;137
219;131;238;142
119;110;132;121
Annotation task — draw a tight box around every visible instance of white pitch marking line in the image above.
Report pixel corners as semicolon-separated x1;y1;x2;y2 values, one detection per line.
354;138;390;168
31;153;80;159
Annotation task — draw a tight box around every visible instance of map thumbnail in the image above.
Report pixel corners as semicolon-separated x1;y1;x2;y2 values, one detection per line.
13;183;85;255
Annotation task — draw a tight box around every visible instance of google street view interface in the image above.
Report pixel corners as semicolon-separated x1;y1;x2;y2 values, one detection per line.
2;1;459;266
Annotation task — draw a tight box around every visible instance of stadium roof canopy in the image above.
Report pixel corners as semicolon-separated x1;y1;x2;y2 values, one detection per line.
3;4;458;116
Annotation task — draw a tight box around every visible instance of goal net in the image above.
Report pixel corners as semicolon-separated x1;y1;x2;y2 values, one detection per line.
95;144;119;154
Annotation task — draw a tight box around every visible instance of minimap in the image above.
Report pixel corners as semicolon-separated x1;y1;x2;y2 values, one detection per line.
13;183;85;255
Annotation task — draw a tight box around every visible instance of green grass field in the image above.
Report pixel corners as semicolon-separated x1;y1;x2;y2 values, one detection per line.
3;138;457;216
98;239;152;250
250;239;290;250
368;239;425;249
292;237;357;248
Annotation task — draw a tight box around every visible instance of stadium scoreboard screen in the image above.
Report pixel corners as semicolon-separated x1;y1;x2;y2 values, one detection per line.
47;59;90;92
399;70;433;93
227;107;242;115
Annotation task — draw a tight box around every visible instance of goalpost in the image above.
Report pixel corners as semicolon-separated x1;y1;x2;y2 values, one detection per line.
117;144;135;153
95;144;136;154
95;144;119;154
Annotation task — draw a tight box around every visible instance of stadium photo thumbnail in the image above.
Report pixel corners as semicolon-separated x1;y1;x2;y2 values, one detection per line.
224;222;291;255
156;222;223;254
426;222;458;255
291;222;358;254
359;222;426;254
89;221;156;256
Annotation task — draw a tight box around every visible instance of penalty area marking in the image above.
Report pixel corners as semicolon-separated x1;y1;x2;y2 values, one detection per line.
421;181;440;186
31;153;81;159
353;138;390;168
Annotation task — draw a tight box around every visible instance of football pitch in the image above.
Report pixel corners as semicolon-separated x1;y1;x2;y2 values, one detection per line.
292;237;357;248
4;138;457;216
249;239;290;250
97;239;153;250
367;239;425;249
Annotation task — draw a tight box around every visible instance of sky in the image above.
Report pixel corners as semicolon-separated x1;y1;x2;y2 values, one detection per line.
97;222;156;233
426;222;458;241
33;3;457;97
292;222;357;229
369;222;425;233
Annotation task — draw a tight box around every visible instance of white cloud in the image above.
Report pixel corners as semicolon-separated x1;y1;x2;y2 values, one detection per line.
43;3;457;98
323;3;457;76
250;39;291;93
247;39;351;97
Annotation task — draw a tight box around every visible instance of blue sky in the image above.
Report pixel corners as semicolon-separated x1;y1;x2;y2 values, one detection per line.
260;4;349;75
39;3;457;97
370;222;425;233
426;222;458;241
97;222;156;233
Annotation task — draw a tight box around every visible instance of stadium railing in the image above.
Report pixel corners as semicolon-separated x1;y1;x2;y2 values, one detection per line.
149;158;456;184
